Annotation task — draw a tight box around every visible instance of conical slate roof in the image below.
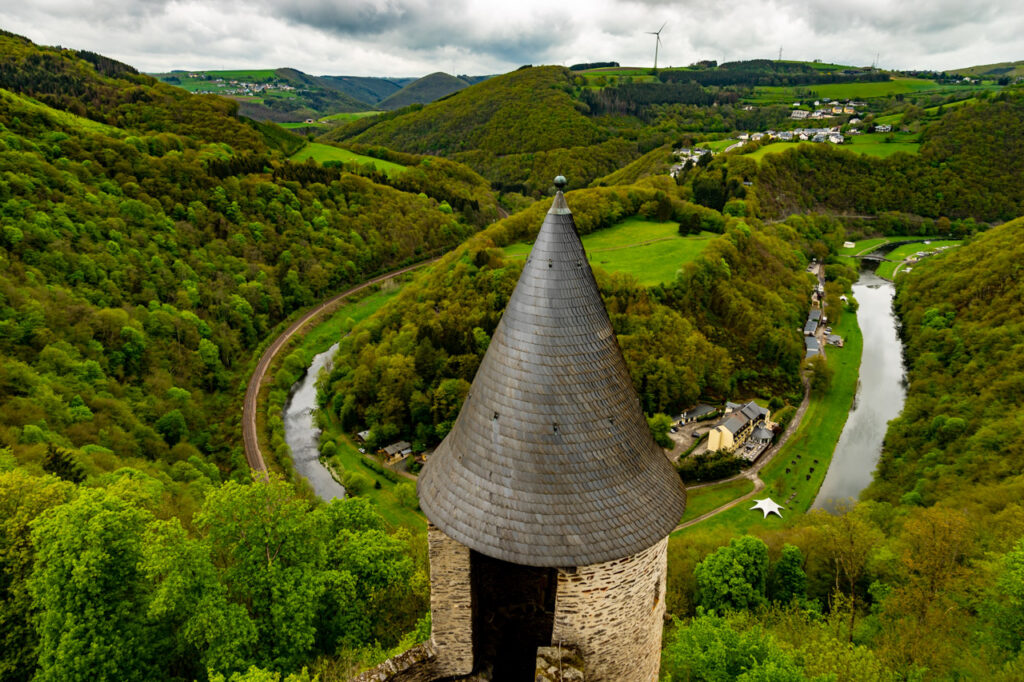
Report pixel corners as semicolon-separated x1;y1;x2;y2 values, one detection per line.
418;187;686;567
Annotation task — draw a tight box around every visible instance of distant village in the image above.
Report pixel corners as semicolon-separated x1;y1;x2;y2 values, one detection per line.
186;74;296;96
669;98;893;177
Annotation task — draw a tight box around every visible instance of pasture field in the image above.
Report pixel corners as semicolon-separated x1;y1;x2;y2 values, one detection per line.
673;308;863;536
290;142;407;177
501;217;718;286
745;132;920;162
680;478;757;523
872;97;976;125
745;78;989;104
701;138;736;152
319;111;382;123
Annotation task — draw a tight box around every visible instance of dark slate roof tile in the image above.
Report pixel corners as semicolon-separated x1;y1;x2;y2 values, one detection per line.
418;190;687;567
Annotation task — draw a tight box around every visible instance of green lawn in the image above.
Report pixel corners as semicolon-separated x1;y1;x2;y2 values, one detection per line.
501;217;717;286
326;438;425;532
290;142;407;177
680;478;756;523
674;307;864;536
876;240;960;279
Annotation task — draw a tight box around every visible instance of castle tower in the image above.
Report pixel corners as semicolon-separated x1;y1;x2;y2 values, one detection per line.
417;178;687;681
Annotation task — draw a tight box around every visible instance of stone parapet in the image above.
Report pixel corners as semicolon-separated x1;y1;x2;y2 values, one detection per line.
427;524;474;676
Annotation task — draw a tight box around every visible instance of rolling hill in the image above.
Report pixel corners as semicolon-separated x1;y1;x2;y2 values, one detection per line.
153;66;371;122
317;74;415;104
949;59;1024;79
377;72;469;110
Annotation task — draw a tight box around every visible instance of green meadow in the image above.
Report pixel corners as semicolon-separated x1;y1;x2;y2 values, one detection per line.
872;97;976;125
745;132;920;162
290;142;407;177
502;217;718;286
680;478;756;523
745;77;989;104
319;111;382;123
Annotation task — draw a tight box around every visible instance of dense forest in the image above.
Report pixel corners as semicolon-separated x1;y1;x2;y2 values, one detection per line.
659;59;890;88
0;32;505;480
866;219;1024;505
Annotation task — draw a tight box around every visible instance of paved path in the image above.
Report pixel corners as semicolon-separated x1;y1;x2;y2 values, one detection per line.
242;259;439;476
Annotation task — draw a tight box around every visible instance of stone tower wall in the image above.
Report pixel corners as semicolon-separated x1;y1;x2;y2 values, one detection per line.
550;538;669;682
426;524;474;676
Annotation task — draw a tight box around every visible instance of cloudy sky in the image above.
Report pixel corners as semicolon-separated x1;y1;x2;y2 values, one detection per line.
2;0;1022;77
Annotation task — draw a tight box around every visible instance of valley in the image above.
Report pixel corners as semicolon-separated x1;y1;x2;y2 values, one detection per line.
2;20;1024;682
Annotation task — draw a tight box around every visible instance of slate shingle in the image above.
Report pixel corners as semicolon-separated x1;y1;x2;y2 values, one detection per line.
417;189;687;567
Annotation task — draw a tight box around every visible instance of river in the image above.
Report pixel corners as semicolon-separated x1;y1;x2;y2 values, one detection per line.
813;269;906;510
282;343;347;501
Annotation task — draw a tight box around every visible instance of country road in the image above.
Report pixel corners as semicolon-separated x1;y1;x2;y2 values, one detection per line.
242;259;439;476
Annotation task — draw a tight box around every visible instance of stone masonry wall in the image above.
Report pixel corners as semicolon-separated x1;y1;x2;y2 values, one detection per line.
550;538;669;682
427;524;474;676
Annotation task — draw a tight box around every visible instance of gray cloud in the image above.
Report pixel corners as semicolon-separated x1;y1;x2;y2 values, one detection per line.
0;0;1022;76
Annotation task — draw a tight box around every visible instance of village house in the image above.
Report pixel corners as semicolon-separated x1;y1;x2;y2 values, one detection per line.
706;401;772;454
381;440;412;465
678;404;717;424
805;336;821;359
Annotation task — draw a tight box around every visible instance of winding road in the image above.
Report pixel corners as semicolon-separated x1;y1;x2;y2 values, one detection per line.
242;259;439;476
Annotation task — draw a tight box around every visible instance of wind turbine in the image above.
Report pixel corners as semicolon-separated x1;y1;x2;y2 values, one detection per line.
647;22;666;70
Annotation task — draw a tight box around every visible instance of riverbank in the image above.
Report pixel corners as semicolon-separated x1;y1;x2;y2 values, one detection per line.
258;281;428;531
672;304;864;536
813;273;906;509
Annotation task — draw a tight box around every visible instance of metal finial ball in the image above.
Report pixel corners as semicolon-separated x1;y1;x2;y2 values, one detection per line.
553;175;567;190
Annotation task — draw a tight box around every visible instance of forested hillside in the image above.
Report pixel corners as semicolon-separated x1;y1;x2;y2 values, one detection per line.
752;93;1024;221
0;35;490;480
377;72;468;110
321;177;822;451
0;31;264;149
866;219;1024;504
323;65;641;195
0;33;504;682
656;218;1024;681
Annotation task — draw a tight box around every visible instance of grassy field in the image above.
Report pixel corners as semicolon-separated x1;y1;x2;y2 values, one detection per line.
319;111;382;123
745;78;991;104
876;240;960;279
680;478;756;523
501;217;718;286
290;142;407;177
701;139;736;152
673;307;864;536
872;97;975;125
278;283;427;531
745;132;920;162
